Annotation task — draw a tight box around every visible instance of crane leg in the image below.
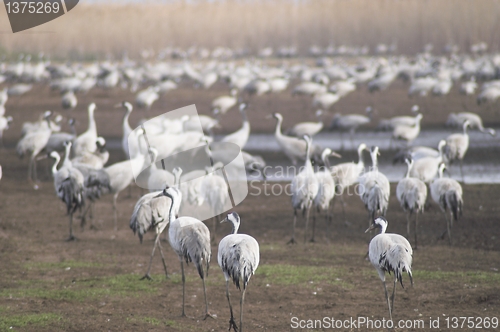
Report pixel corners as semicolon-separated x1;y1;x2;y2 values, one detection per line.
460;160;465;183
202;270;215;319
33;155;39;188
304;207;311;244
382;280;393;321
406;212;411;240
225;280;238;332
67;213;75;241
391;277;397;316
340;194;347;223
414;212;419;249
240;288;246;332
157;239;169;279
446;212;452;245
310;208;317;242
140;233;160;280
112;193;118;231
180;260;187;317
287;210;297;244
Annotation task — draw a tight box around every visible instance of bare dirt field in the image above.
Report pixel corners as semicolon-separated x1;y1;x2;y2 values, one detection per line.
1;79;500;331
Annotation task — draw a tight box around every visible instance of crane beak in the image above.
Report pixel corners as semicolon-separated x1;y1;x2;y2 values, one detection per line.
220;216;228;224
365;224;376;233
330;151;342;158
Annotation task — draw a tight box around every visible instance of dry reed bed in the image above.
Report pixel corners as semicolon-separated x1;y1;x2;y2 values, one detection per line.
0;0;499;58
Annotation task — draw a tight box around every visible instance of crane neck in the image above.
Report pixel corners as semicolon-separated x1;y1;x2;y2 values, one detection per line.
231;220;240;234
274;116;283;137
63;143;72;167
305;139;313;169
405;162;413;178
379;222;387;234
51;154;60;175
88;107;96;134
123;110;132;136
370;153;378;171
357;147;365;167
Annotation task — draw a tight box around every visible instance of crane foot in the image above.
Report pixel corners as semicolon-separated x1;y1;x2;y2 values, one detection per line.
66;235;76;242
228;317;238;332
140;274;153;281
203;312;217;320
286;238;296;245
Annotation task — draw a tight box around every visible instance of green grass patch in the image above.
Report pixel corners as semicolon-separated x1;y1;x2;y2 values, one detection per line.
0;274;164;302
0;313;63;330
414;270;500;284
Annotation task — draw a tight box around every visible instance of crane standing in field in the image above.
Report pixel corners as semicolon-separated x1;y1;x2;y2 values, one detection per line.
330;143;368;221
72;103;98;157
366;216;413;321
312;148;341;242
445;120;470;182
50;143;85;241
430;163;463;245
286;110;324;137
218;212;260;332
221;103;250;149
359;146;390;226
396;158;427;248
329;106;373;150
290;135;319;244
16;110;53;189
163;186;215;319
130;183;177;280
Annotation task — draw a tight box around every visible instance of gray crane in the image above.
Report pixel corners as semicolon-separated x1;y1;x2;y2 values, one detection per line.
50;143;85;241
330;106;373;150
218;212;260;332
430;163;463;245
330;143;368;221
396;158;427;248
130;184;177;280
290;135;319;244
359;146;390;226
312;148;341;241
366;216;413;321
164;186;215;319
72;103;97;157
445;120;470;182
17;110;53;189
220;103;250;149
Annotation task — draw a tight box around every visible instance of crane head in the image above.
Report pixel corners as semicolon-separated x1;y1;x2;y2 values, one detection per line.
411;105;420;113
365;216;388;233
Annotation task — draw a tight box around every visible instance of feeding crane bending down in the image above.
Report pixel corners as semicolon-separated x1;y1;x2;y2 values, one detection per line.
377;105;420;131
366;216;413;321
311;148;341;242
164;186;215;319
408;140;447;183
329;106;373;150
50;143;85;241
290;135;319;244
329;143;368;221
445;112;495;136
359;146;390;226
391;113;423;148
286;110;324;137
396;158;427;248
430;163;463;245
445;120;470;182
218;212;260;332
212;88;238;115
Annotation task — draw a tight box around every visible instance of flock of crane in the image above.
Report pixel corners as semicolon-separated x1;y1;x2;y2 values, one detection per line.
1;46;499;326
